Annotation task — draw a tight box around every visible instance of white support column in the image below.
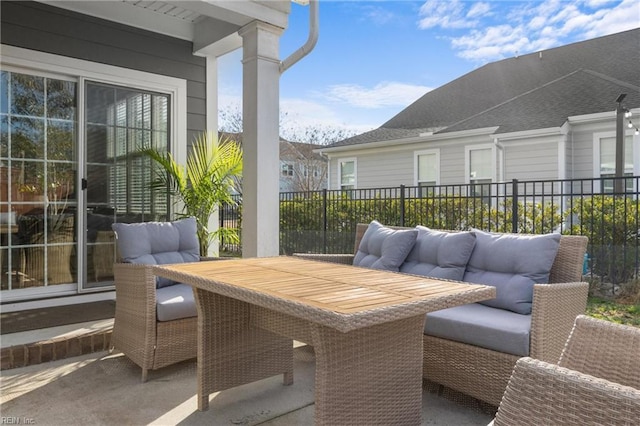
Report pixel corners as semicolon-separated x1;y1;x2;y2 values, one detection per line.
239;21;283;258
206;55;220;257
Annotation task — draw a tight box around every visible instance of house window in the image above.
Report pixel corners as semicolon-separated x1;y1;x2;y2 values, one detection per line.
415;150;439;196
468;147;493;199
281;163;293;177
599;135;634;193
339;159;356;190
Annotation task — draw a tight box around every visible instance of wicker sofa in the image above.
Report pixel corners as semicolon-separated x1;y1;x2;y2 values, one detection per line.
295;222;589;407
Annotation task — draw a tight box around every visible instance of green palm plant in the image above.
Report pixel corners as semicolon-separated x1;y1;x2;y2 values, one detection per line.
141;131;243;256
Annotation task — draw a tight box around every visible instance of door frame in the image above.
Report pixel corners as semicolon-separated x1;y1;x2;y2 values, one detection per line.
1;45;187;302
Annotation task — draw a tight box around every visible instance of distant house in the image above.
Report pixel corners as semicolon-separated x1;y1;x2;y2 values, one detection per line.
220;132;328;192
319;29;640;194
280;140;327;192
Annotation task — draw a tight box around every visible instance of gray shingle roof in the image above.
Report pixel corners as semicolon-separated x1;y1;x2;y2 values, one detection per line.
327;28;640;148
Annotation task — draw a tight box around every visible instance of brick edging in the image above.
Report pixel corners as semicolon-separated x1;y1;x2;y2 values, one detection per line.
1;330;112;370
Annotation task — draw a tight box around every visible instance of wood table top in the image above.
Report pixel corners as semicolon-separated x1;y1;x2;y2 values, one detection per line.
154;256;496;332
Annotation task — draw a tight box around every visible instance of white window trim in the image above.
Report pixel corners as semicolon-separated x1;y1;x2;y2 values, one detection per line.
337;157;357;190
414;149;440;186
592;130;638;193
464;143;496;184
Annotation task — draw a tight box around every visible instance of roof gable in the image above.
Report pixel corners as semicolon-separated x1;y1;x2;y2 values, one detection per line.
329;28;640;149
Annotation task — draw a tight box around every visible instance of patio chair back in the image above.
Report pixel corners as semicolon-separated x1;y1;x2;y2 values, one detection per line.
559;314;640;389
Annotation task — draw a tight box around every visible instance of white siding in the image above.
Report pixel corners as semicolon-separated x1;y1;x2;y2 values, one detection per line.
327;133;495;189
439;144;467;184
504;142;558;180
568;120;617;179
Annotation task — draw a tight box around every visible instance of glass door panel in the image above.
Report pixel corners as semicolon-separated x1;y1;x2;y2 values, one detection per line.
83;82;169;290
0;70;77;291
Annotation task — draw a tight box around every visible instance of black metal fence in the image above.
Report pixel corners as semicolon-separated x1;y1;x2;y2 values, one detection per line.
221;176;640;295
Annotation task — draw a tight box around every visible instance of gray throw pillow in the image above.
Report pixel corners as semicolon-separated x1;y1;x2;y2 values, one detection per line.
400;227;476;281
112;217;200;288
464;229;561;314
353;220;417;271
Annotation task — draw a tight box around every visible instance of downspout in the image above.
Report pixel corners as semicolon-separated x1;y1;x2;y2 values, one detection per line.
280;0;319;74
494;138;504;182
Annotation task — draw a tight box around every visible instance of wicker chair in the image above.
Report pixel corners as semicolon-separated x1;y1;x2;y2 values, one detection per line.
295;223;589;406
110;218;200;382
492;315;640;425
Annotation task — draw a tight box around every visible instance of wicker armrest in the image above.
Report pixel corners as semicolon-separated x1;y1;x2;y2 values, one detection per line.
113;263;158;309
529;282;589;362
292;253;355;265
112;263;158;348
493;357;640;426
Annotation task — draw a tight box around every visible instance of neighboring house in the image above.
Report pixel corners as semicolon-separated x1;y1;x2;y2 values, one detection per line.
220;132;328;192
320;29;640;194
280;140;328;192
0;0;297;309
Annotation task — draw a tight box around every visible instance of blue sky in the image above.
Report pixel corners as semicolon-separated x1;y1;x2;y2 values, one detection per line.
218;0;640;139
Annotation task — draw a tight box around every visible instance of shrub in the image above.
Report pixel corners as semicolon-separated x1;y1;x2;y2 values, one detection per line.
566;195;639;285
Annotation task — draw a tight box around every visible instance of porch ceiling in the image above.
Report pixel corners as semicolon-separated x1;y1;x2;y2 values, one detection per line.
37;0;291;56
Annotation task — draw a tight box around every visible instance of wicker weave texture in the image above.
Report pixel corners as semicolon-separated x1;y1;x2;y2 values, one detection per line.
194;288;293;411
112;263;197;381
494;357;640;426
559;315;640;389
494;316;640;425
312;315;424;425
423;334;518;407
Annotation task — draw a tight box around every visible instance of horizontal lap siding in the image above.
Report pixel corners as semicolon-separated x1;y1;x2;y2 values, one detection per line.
569;120;616;179
356;151;413;188
504;142;558;180
570;130;595;179
439;145;467;185
1;0;207;143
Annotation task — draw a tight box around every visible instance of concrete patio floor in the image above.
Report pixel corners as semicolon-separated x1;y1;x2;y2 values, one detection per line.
1;336;494;425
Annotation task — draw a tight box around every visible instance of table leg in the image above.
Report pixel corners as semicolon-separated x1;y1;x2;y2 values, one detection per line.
194;288;294;411
311;315;425;425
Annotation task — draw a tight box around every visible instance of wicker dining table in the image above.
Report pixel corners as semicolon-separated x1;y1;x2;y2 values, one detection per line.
153;256;495;425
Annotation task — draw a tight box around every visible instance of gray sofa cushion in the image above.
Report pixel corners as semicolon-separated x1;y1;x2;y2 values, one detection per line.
424;303;532;356
400;227;476;281
353;220;418;271
112;217;200;288
464;230;561;314
156;283;197;321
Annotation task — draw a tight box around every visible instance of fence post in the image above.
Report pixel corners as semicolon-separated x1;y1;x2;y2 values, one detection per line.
400;185;406;226
322;188;328;254
511;179;518;233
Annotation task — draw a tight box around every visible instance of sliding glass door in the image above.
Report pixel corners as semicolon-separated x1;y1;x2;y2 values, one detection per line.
83;82;170;289
1;69;171;295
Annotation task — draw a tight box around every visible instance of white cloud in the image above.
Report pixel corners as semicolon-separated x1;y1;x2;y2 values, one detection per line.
418;0;475;29
280;98;379;137
322;81;432;109
581;0;640;38
418;0;640;63
452;25;531;60
467;2;492;19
